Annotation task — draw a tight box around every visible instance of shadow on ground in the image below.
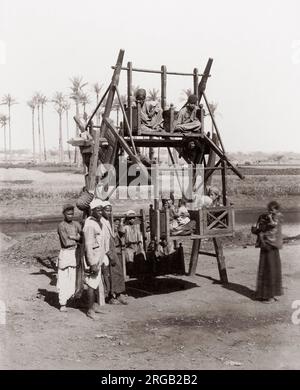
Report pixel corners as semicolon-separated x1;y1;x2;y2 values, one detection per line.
196;273;256;300
126;276;199;298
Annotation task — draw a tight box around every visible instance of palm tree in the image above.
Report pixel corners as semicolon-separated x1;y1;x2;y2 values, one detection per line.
38;94;48;160
62;100;72;163
180;88;193;102
70;76;88;163
32;92;43;162
0;94;17;158
147;88;160;102
52;92;66;163
113;94;127;127
27;97;38;162
93;82;103;125
79;92;91;116
0;114;9;161
207;101;218;133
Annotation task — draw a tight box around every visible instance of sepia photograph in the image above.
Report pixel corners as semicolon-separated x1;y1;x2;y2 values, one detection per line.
0;0;300;376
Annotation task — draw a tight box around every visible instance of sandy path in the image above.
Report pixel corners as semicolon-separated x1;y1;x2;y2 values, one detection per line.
1;243;300;370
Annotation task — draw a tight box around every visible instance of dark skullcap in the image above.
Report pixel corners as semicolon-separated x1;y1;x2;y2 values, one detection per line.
135;88;147;99
187;94;198;104
62;203;74;213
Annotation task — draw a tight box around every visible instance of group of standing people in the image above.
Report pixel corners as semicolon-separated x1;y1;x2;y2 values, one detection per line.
56;198;284;319
57;200;136;320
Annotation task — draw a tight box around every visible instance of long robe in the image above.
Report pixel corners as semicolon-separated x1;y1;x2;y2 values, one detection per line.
174;107;201;133
254;213;283;300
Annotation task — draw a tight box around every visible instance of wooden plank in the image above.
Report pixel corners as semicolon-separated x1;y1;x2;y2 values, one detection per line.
139;130;205;138
188;238;201;276
213;238;228;284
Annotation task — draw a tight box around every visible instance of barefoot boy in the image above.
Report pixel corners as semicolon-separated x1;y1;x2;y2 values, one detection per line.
57;204;81;312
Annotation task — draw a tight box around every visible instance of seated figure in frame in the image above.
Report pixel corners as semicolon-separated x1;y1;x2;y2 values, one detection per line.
174;94;201;133
134;88;163;131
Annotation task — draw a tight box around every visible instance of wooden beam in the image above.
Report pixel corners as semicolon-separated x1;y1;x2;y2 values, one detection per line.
112;66;208;77
221;160;227;206
87;123;99;191
127;61;133;130
115;86;137;155
85;83;110;130
188;238;201;275
203;92;226;154
103;118;151;182
198;58;213;103
203;134;244;179
213;238;228;284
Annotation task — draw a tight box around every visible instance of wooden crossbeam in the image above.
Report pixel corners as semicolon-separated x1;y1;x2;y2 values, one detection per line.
203;134;244;179
206;210;228;230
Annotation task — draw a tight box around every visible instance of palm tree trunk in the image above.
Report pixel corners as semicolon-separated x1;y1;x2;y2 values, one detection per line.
66;110;71;163
32;108;36;162
59;113;63;163
8;104;11;160
96;93;99;125
41;105;47;160
37;105;42;163
3;124;7;161
74;101;79;163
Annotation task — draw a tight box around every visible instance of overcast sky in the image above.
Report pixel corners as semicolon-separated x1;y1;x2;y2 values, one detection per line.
0;0;300;152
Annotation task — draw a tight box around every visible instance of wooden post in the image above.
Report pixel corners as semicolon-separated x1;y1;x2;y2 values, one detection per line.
87;123;99;191
212;238;228;284
161;65;167;111
127;61;133;131
193;68;199;99
221;160;227;206
137;101;141;135
188;239;201;275
206;132;218;188
140;208;147;252
101;49;124;138
170;103;175;133
200;104;204;137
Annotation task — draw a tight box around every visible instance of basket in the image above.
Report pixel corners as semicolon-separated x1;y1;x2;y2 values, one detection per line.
76;190;94;211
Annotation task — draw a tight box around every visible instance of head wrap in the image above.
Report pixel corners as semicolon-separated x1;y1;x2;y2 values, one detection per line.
89;198;105;210
135;88;146;99
187;94;198;104
62;203;74;213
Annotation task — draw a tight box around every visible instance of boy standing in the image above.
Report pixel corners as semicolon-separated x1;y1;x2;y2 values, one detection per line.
57;204;81;312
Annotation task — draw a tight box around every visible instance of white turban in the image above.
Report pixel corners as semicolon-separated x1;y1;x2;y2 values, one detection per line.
89;198;105;210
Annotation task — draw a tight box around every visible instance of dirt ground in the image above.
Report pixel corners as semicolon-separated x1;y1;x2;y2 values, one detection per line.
1;238;300;370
